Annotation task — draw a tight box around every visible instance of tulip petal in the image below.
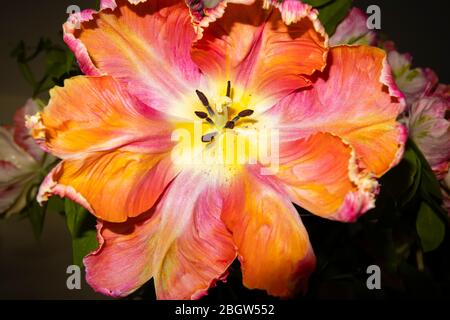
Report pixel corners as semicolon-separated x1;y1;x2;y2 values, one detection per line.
329;8;377;46
408;96;450;177
275;132;378;222
187;0;256;38
152;170;237;299
30;76;178;222
263;45;407;177
191;0;327;113
0;127;36;184
221;167;315;297
84;211;160;297
38;150;175;222
387;50;430;105
65;0;201;117
13;99;43;162
0;181;29;214
85;170;236;299
0;126;39;216
29;76;175;159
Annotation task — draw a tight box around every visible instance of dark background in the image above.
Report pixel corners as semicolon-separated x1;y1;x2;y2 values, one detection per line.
0;0;448;299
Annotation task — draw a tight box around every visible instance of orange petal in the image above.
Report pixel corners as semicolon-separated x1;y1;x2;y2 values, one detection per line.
276;132;378;222
29;76;178;222
263;45;407;177
191;0;327;112
29;76;175;159
221;167;315;297
187;0;256;38
85;170;236;299
38;150;176;222
66;0;201;117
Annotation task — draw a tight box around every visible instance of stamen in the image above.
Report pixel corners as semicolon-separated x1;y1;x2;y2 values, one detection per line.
196;90;215;117
205;117;215;126
231;115;240;123
224;121;235;129
226;81;231;98
201;131;218;142
224;109;254;129
238;109;254;117
194;111;208;119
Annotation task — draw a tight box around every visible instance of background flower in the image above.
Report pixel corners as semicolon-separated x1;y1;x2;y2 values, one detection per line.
0;100;53;217
329;7;377;46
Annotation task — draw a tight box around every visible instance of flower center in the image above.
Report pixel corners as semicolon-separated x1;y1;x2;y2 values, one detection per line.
194;81;254;143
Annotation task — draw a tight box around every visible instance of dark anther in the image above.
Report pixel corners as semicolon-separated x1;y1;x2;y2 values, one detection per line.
226;80;231;98
195;90;209;106
238;109;254;117
196;89;215;117
205;117;215;126
195;111;208;119
201;132;218;142
224;121;235;129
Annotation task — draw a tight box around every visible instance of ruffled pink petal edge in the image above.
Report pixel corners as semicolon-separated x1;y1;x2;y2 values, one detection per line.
36;163;94;212
335;124;407;222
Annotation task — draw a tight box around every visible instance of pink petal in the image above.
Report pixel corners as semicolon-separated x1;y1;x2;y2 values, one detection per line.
262;45;406;177
330;8;377;46
191;0;327;114
408;96;450;178
85;169;236;299
13;99;44;162
64;0;202;118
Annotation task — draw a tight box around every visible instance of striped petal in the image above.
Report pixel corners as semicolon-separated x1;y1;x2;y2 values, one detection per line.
329;8;377;46
13;99;44;162
187;0;256;38
263;45;407;178
275;132;378;222
85;170;236;299
191;0;327;113
408;96;450;178
65;0;202;118
221;167;315;297
30;76;177;222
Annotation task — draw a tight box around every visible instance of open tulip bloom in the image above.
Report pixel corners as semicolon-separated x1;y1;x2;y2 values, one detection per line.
27;0;407;299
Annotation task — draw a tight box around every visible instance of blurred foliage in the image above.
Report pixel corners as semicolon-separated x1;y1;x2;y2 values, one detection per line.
8;37;80;236
65;199;98;267
11;37;81;98
305;0;353;35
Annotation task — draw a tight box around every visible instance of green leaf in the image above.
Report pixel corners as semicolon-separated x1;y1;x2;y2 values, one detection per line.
28;200;46;239
64;199;98;267
408;139;445;216
317;0;352;36
65;199;85;236
46;196;65;214
416;202;446;252
302;0;334;7
380;144;421;206
72;229;98;267
17;62;36;87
